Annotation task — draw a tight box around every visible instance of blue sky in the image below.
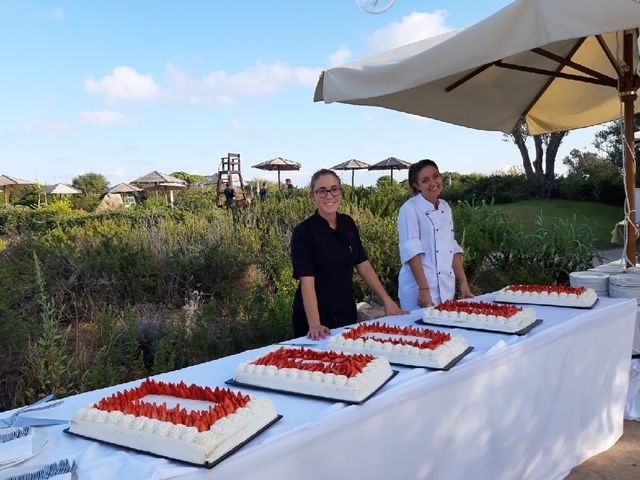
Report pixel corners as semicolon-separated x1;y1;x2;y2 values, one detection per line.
0;0;605;187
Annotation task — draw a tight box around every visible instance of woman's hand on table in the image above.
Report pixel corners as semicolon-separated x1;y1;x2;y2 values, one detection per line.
459;284;475;299
417;289;433;308
307;324;331;340
383;299;408;316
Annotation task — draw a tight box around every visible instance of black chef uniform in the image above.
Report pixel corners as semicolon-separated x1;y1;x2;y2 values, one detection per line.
290;211;368;337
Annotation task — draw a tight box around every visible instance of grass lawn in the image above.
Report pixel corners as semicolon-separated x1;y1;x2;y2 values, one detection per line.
494;199;623;250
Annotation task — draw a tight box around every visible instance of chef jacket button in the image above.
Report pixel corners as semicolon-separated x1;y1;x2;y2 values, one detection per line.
436;250;439;253
436;229;439;231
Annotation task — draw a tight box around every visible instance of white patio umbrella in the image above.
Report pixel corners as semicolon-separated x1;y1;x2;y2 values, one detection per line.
315;0;640;264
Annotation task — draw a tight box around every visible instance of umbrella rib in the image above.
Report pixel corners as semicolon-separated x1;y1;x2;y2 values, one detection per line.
595;35;624;79
495;60;617;87
445;63;493;92
530;47;616;83
522;38;586;119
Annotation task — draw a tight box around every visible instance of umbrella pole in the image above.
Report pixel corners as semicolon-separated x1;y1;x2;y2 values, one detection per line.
622;30;638;267
278;170;282;190
351;170;355;188
3;188;8;205
391;169;394;182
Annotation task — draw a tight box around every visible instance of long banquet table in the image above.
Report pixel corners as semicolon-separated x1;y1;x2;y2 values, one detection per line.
2;295;636;480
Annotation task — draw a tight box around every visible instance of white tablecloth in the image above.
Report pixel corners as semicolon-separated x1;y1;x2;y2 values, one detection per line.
1;296;635;480
633;308;640;355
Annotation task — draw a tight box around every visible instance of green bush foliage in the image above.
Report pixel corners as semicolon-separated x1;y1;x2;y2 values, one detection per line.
0;182;598;410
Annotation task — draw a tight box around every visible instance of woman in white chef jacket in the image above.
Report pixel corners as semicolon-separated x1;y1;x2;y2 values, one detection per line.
397;159;474;310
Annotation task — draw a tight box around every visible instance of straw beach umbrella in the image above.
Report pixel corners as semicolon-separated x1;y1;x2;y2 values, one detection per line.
131;171;187;207
38;183;81;206
0;174;34;205
368;157;411;182
331;159;370;187
315;0;640;264
106;182;143;194
252;157;301;190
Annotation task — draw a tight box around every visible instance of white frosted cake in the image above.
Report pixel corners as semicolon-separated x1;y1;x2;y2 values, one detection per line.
494;284;597;308
423;300;537;333
328;322;469;369
234;346;393;402
68;379;278;465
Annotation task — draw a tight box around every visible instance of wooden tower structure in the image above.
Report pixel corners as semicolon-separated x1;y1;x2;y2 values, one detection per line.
216;152;247;207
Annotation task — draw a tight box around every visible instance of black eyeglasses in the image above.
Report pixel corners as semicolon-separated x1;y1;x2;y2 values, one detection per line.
314;186;343;198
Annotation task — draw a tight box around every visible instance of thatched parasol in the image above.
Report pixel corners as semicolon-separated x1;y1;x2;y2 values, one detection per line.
38;183;81;206
0;174;34;205
331;159;370;187
252;157;301;190
368;157;411;182
131;171;187;207
106;183;143;194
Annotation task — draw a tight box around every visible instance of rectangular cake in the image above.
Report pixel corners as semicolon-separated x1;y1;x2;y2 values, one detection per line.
494;284;598;308
234;346;393;402
68;379;278;465
328;322;469;368
422;300;537;333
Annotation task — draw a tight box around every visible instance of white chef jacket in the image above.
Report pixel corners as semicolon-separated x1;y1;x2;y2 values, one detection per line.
397;194;463;310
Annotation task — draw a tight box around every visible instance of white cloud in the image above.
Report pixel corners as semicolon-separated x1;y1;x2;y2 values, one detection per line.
85;67;161;101
45;122;72;132
165;61;321;103
110;166;126;177
50;6;64;21
368;10;451;52
329;46;352;67
230;120;244;133
78;110;126;126
12;123;70;134
12;125;34;135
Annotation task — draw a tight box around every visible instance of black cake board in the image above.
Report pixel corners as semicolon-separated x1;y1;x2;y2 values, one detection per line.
64;415;283;469
225;369;399;405
415;318;543;336
384;345;474;370
493;298;598;309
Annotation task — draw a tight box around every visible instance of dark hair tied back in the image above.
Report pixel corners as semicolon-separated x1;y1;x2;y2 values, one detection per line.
408;159;439;194
309;169;341;192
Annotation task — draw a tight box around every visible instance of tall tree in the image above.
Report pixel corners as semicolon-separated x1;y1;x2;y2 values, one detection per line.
593;116;640;185
504;117;568;197
71;172;109;196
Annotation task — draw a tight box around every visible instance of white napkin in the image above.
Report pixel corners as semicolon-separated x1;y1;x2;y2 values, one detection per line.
0;459;75;480
0;427;33;465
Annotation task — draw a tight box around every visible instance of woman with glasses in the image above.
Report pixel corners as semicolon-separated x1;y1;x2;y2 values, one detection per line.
397;159;474;310
290;169;406;340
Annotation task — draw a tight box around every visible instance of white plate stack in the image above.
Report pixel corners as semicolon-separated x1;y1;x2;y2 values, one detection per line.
569;271;610;296
608;273;640;304
589;264;627;274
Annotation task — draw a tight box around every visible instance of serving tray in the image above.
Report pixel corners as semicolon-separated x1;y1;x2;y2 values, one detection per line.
64;415;283;468
225;370;398;405
415;319;543;336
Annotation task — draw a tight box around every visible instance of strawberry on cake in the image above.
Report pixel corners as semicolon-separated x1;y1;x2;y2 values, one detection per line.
234;346;393;403
494;284;598;308
68;379;278;465
328;322;469;369
422;300;537;333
